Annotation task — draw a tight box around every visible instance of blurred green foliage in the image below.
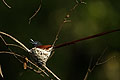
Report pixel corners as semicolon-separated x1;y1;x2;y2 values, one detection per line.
0;0;120;80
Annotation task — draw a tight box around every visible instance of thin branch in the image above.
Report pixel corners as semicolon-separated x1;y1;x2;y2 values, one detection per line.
83;58;93;80
0;35;26;63
52;22;65;48
27;65;41;74
70;0;86;12
5;44;26;51
50;0;86;60
26;58;50;77
96;56;116;65
2;0;11;8
48;51;55;60
0;31;30;52
0;35;25;50
42;65;61;80
79;0;86;4
55;28;120;48
26;65;45;77
29;0;42;24
90;47;108;71
0;35;25;63
83;71;89;80
0;51;50;77
83;47;112;80
0;51;49;78
52;0;86;49
0;65;4;78
0;51;24;58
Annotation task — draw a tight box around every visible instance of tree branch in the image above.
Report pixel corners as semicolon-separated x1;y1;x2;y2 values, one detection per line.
83;47;119;80
55;28;120;48
0;65;4;78
29;0;42;24
2;0;11;8
0;31;30;52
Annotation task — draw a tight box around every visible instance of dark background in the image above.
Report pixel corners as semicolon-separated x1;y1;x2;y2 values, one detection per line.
0;0;120;80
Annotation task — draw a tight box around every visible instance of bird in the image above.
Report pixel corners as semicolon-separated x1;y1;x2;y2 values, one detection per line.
30;39;53;66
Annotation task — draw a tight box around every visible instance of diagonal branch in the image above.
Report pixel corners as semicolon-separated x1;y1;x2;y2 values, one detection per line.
0;31;30;52
26;58;49;77
2;0;11;8
29;0;42;24
42;65;61;80
55;28;120;48
83;57;93;80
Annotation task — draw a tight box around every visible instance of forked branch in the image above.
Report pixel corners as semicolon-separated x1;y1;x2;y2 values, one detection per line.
0;31;30;52
52;0;86;48
0;35;26;63
0;35;26;50
83;47;119;80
